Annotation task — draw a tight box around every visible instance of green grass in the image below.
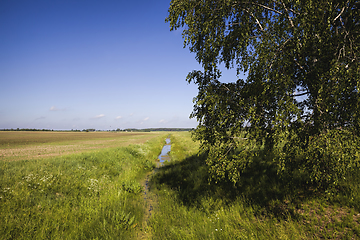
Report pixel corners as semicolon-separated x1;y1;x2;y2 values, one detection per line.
147;132;360;239
1;131;360;239
0;131;164;161
0;131;162;148
0;134;167;239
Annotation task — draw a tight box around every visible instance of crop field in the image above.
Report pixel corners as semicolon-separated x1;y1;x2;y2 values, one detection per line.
0;131;163;161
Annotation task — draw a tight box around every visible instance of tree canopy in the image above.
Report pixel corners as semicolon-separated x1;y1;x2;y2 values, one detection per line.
167;0;360;189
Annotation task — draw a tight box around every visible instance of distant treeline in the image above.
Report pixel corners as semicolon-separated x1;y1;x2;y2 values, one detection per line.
1;128;193;132
0;128;54;131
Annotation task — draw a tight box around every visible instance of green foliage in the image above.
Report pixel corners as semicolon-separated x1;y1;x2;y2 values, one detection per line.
281;129;360;191
167;0;360;191
121;180;143;194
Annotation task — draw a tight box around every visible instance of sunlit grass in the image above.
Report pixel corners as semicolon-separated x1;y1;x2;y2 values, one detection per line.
0;131;164;161
1;131;359;239
0;134;166;239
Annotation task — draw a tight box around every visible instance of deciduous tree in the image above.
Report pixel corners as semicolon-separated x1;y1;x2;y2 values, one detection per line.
167;0;360;189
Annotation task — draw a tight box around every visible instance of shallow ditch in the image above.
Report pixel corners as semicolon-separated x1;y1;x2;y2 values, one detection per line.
141;136;171;232
158;137;171;166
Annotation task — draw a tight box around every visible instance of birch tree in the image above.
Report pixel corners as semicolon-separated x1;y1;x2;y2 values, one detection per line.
167;0;360;189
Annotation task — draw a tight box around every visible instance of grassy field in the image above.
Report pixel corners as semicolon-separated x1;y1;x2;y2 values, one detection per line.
146;132;360;239
0;131;163;161
0;131;169;239
1;131;360;239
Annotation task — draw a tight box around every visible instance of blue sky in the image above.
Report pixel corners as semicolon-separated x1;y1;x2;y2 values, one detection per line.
0;0;238;130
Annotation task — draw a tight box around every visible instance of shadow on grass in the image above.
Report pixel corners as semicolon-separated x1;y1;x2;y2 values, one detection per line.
149;150;325;219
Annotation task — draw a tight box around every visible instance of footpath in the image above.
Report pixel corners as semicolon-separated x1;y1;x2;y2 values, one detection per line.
138;137;171;239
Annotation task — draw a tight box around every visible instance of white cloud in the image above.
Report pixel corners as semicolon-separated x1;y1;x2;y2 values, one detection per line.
143;117;149;121
159;119;166;123
92;114;105;119
50;106;66;111
115;116;123;120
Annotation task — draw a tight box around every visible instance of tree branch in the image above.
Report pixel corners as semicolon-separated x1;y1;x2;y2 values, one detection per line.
269;37;292;69
231;137;249;140
290;91;310;97
334;6;345;22
225;143;234;155
244;9;264;31
221;83;241;96
280;0;295;28
242;2;283;15
294;58;304;69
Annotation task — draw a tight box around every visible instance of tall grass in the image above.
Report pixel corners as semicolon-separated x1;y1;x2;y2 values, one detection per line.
147;132;360;239
2;131;359;239
0;134;166;239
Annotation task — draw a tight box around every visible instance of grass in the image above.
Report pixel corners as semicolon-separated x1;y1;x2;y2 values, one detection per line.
0;131;163;161
1;131;360;239
0;132;168;239
147;132;360;239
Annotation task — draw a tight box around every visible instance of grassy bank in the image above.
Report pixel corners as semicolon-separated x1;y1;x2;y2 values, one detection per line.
0;134;167;239
148;132;360;239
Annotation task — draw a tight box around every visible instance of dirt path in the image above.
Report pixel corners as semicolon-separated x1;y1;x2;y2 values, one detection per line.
138;166;159;239
138;136;171;239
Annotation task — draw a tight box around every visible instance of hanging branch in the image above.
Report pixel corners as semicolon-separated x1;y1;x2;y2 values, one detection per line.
280;0;295;28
